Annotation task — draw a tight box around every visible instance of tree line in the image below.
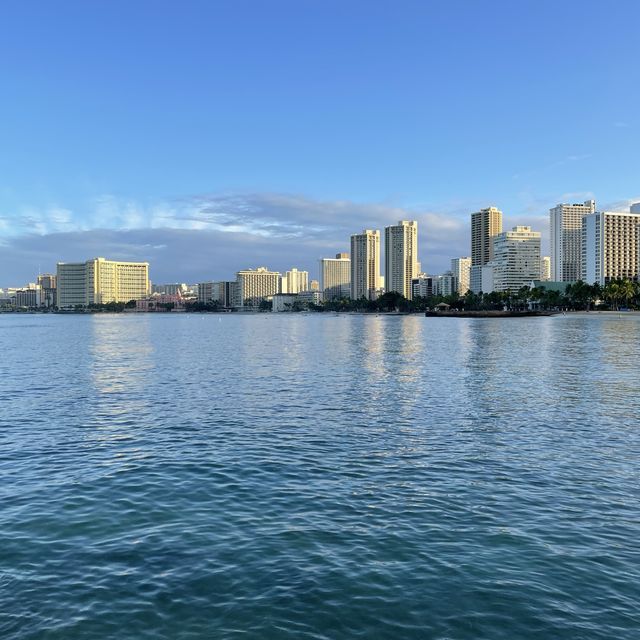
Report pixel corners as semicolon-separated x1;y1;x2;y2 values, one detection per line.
313;279;640;313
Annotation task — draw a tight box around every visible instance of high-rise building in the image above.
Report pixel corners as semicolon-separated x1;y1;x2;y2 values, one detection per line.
319;253;351;300
540;256;551;281
492;226;541;292
235;267;281;308
630;203;640;214
281;268;308;294
581;209;640;285
384;220;420;299
549;200;596;281
57;258;149;308
451;257;471;295
471;207;503;267
350;230;381;300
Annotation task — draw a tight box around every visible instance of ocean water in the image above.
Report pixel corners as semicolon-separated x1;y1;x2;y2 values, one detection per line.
1;312;639;639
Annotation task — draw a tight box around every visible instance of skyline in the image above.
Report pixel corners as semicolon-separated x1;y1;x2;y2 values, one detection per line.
1;1;640;282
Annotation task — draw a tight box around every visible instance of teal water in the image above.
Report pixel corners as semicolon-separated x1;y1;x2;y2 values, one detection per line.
1;313;639;639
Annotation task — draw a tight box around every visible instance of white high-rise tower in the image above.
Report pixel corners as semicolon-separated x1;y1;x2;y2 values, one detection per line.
550;200;596;281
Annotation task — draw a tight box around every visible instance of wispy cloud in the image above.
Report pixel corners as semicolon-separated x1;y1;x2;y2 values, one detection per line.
512;153;592;180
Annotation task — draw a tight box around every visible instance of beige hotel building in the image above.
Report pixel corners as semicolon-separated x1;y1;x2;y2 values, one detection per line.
235;267;281;308
57;257;150;308
319;253;351;301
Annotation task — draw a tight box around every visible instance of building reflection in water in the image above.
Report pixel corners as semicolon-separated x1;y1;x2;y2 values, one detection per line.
87;315;154;446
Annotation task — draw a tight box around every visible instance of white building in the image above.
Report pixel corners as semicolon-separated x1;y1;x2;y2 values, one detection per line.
319;253;351;301
581;209;640;285
57;258;150;308
280;268;308;294
492;226;541;292
235;267;281;308
451;257;471;295
549;200;596;281
350;230;380;300
384;220;420;299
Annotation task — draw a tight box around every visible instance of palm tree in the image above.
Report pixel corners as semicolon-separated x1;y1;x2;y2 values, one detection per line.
619;279;635;309
603;281;621;310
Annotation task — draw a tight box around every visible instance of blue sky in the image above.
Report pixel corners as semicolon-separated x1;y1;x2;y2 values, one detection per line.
1;0;639;284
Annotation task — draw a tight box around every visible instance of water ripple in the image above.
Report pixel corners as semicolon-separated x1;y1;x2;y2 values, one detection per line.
1;313;639;639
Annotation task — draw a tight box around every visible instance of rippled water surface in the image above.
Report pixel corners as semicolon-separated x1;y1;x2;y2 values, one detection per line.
1;313;639;639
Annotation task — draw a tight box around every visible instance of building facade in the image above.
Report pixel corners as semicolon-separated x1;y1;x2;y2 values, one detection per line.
57;258;149;308
581;210;640;285
492;226;541;292
319;253;351;300
384;220;420;299
451;257;471;295
471;207;503;268
350;230;380;300
549;200;596;281
235;267;281;308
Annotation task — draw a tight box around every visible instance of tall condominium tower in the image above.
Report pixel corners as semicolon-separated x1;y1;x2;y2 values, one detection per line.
384;220;420;299
471;207;503;266
280;268;309;294
350;230;381;300
492;226;541;292
57;257;150;308
582;209;640;286
319;253;351;301
550;200;596;281
451;257;471;295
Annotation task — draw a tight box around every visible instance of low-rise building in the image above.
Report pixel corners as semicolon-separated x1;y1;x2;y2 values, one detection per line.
135;293;185;312
411;274;434;298
272;294;298;312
